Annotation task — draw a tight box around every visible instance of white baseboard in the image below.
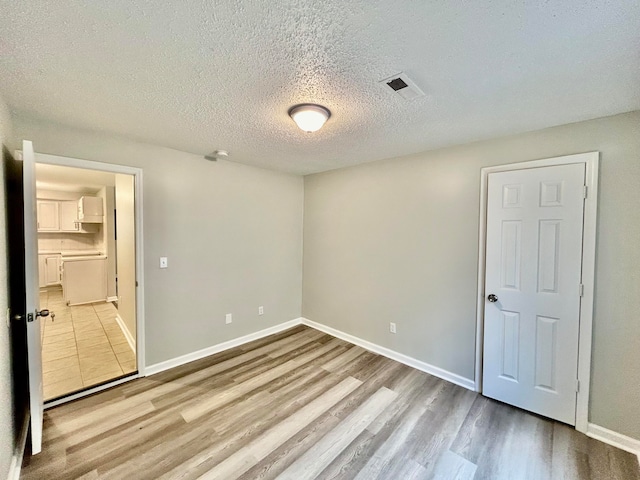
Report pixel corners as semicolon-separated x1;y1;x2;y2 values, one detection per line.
144;318;304;376
587;423;640;460
106;296;118;303
144;316;476;390
7;412;29;480
301;318;476;391
115;314;136;353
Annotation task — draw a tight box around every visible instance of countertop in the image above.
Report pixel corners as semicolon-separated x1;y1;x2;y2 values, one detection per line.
39;249;103;256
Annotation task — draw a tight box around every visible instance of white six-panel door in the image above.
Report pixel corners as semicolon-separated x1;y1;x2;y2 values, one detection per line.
482;163;585;425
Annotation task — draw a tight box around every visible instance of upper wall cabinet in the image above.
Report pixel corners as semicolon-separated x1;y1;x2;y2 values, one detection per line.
36;201;60;231
78;196;103;223
37;197;102;233
59;201;80;232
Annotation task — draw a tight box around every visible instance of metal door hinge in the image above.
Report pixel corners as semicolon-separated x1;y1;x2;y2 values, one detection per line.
583;185;588;199
579;284;584;297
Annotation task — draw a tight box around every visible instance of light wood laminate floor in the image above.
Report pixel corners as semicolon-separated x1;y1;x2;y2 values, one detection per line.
40;288;136;400
21;325;639;479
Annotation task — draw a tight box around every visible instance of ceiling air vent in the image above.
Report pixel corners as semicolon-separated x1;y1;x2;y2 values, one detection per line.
379;72;425;101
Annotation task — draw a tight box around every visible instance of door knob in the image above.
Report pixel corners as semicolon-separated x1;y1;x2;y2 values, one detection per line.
487;294;498;303
12;309;49;322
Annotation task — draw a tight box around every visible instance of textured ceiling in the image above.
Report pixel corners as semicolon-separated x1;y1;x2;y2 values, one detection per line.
36;163;115;192
1;1;639;175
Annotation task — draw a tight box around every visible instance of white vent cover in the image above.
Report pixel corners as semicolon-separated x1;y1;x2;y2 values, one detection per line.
379;72;425;100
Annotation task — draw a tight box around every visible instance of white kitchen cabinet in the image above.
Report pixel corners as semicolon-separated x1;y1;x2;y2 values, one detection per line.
38;255;47;288
36;197;100;233
44;255;62;285
37;201;60;232
59;201;80;232
78;196;103;223
62;256;107;305
39;254;62;287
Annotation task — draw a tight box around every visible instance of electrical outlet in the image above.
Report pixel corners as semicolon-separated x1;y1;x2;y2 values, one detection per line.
258;306;264;315
159;257;168;268
225;313;232;324
389;322;397;334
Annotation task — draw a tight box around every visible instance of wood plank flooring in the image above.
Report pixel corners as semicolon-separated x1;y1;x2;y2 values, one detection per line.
21;325;640;479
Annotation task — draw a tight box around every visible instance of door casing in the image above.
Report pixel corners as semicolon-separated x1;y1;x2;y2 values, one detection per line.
29;151;146;409
475;152;599;433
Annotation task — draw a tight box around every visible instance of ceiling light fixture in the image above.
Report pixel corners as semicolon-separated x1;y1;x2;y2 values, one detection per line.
288;104;331;133
204;150;229;161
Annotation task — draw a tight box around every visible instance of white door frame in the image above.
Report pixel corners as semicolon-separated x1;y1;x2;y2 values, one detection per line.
33;152;146;407
475;152;599;433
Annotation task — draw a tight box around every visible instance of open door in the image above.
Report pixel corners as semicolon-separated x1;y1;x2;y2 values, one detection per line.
13;140;46;454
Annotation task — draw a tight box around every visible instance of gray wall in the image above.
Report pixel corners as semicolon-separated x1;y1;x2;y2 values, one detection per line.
0;95;15;480
10;110;640;442
303;111;640;440
13;115;304;366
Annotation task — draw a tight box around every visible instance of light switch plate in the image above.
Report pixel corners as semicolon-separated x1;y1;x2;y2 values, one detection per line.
225;313;232;324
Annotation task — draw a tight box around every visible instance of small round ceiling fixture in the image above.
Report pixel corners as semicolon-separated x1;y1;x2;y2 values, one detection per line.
288;104;331;133
204;150;229;161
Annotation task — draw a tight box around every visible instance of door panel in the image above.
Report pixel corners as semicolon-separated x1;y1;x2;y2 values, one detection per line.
4;143;30;458
500;221;521;290
537;220;560;293
23;141;45;454
499;310;520;381
483;163;585;425
534;315;558;392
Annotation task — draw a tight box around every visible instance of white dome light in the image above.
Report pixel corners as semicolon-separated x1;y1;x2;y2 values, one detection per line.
288;104;331;133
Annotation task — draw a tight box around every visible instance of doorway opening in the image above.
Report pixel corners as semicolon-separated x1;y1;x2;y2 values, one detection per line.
32;153;144;407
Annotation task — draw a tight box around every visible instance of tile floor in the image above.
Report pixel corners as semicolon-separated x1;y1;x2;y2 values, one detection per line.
40;287;137;401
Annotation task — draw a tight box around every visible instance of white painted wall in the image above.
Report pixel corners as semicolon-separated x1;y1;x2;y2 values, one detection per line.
0;96;16;479
303;111;640;441
115;174;136;342
103;186;117;299
12;115;304;366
